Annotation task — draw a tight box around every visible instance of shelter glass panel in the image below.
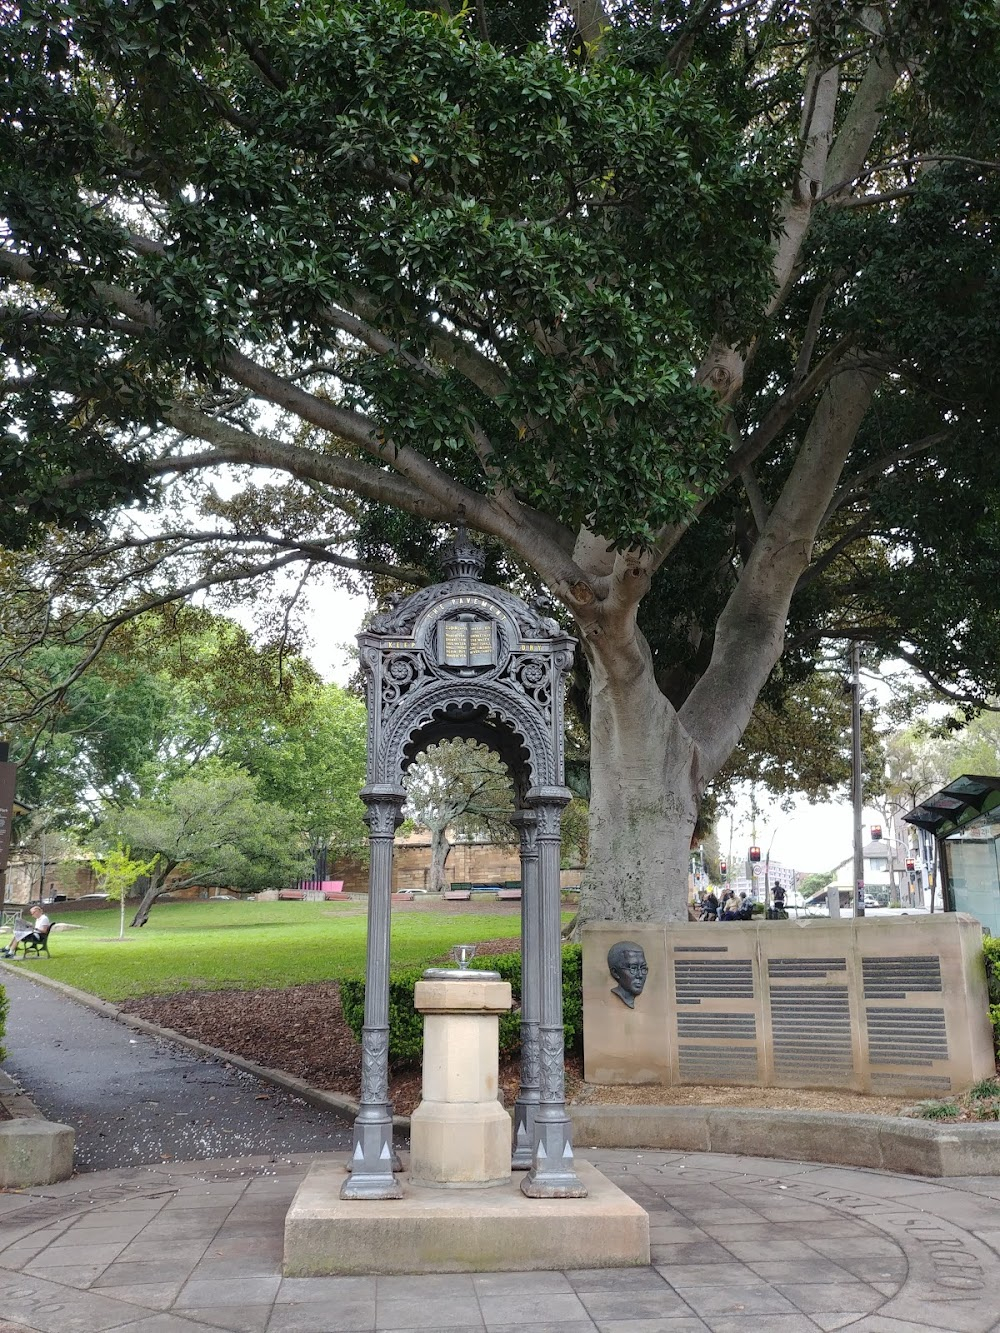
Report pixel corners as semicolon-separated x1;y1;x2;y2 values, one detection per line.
947;834;1000;935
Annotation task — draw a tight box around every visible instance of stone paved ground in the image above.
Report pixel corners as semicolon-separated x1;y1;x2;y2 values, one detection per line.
0;1148;997;1332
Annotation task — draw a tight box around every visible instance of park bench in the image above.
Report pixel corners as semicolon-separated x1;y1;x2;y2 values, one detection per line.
278;889;305;900
496;889;522;901
444;890;472;901
21;924;52;959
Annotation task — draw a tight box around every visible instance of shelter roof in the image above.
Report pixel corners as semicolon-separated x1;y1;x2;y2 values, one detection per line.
902;774;1000;838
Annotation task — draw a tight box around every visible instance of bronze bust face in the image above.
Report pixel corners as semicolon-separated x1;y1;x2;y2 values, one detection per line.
607;940;648;1009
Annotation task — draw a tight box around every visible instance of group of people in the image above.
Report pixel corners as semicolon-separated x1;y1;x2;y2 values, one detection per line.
696;887;753;921
694;883;787;922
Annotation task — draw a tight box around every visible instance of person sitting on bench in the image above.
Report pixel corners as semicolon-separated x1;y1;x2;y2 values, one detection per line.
2;906;50;958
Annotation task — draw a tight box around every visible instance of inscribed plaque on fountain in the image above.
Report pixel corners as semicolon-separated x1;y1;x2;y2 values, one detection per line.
437;616;496;668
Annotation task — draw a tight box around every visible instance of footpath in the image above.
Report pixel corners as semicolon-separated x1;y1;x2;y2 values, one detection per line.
0;969;999;1332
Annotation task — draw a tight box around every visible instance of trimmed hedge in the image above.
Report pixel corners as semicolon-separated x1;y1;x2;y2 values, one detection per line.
0;984;7;1062
343;938;1000;1070
339;945;583;1071
985;935;1000;1003
983;937;1000;1055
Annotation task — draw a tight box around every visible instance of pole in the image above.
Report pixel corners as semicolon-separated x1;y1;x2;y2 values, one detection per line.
510;809;539;1170
851;642;865;918
0;750;15;912
342;786;406;1201
38;825;46;906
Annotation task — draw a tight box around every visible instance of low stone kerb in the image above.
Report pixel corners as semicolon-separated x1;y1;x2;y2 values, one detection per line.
0;1070;74;1187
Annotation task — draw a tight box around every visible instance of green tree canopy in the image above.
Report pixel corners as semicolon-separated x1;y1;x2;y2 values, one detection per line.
99;766;312;925
5;604;367;854
230;681;369;859
404;739;514;891
4;1;1000;922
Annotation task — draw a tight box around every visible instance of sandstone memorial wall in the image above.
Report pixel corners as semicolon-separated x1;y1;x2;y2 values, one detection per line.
582;915;994;1098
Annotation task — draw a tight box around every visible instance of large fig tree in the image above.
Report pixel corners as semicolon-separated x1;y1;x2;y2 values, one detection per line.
3;0;1000;923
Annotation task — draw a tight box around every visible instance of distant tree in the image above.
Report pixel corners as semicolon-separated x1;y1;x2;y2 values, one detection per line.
4;607;368;861
559;797;589;871
869;729;946;902
720;664;884;807
90;842;158;940
99;768;311;926
230;683;368;863
936;711;1000;783
798;867;841;900
5;605;320;824
404;741;514;892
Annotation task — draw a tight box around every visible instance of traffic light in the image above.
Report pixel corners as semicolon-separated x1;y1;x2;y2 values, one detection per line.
749;846;761;863
905;858;915;872
870;824;883;840
720;860;727;876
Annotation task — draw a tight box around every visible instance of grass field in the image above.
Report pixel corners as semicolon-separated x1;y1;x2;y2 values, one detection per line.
12;899;531;1002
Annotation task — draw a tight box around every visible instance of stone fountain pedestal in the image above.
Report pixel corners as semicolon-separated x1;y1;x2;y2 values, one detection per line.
409;971;512;1189
283;969;649;1275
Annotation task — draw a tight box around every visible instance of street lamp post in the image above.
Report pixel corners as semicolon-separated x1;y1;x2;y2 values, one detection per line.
851;642;865;919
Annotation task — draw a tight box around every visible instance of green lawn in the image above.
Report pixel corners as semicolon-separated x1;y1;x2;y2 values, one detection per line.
23;900;529;1002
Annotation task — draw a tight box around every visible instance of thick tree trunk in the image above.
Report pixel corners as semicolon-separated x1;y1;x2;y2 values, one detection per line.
578;643;701;925
429;828;452;894
129;870;171;927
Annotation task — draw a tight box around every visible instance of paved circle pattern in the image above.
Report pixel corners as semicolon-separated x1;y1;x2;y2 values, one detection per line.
0;1149;996;1331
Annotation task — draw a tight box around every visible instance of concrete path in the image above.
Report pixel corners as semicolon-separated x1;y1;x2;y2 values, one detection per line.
0;1149;998;1331
0;971;352;1171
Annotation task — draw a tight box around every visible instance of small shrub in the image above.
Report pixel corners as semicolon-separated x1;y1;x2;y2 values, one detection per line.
990;1004;1000;1057
0;984;8;1062
970;1076;1000;1100
339;946;583;1071
339;967;427;1068
561;944;583;1049
974;1102;1000;1121
984;936;1000;1005
919;1102;960;1120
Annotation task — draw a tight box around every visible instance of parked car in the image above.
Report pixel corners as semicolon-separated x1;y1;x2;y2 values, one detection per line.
863;905;931;917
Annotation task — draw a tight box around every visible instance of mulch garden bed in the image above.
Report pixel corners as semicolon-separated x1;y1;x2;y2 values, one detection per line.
119;935;548;1117
119;933;927;1120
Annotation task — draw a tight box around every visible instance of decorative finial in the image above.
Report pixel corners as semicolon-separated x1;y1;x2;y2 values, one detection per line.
440;512;486;581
